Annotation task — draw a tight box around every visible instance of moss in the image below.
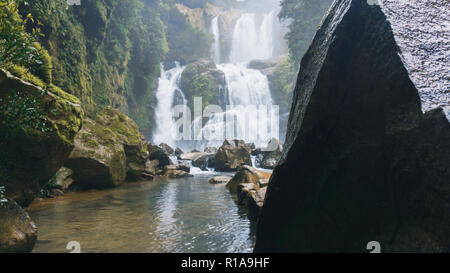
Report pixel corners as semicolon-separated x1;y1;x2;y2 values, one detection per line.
95;107;142;144
3;63;46;88
18;0;167;135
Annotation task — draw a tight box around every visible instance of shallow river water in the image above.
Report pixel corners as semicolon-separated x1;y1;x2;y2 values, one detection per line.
28;173;256;253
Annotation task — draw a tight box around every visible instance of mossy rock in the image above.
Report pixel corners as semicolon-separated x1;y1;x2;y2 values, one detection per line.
65;118;126;190
180;59;226;112
96;107;143;145
0;69;83;207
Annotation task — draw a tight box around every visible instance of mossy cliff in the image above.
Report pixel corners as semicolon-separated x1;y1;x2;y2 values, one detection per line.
15;0;215;136
0;69;83;206
18;0;168;136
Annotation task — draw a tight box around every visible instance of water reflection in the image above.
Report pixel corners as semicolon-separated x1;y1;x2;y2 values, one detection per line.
28;174;255;253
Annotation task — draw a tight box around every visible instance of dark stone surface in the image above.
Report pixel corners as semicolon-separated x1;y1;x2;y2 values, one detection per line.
0;199;38;253
255;0;450;253
214;139;252;172
124;142;149;181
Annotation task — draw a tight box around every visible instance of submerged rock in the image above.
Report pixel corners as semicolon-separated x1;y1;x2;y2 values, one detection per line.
214;140;252;172
255;0;450;253
0;199;38;253
0;69;83;206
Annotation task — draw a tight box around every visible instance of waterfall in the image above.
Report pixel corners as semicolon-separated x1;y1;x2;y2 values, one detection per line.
152;63;185;148
211;16;221;64
229;11;277;63
152;10;282;152
196;10;280;149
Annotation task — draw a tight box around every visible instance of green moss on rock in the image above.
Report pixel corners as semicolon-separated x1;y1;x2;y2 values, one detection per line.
0;69;83;206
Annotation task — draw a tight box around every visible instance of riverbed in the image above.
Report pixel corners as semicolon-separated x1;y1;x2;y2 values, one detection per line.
28;173;256;253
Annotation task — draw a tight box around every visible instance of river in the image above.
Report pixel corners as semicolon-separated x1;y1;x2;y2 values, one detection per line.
28;173;256;253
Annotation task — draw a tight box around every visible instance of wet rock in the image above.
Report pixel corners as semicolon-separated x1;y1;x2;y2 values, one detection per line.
192;153;215;171
65;118;127;190
162;165;193;179
180;59;226;111
53;167;74;192
179;152;207;161
204;147;217;154
260;140;283;169
255;0;450;253
226;165;271;194
177;162;191;173
254;138;283;169
159;143;174;155
141;160;159;180
238;184;267;221
0;69;83;206
124;141;149;181
175;147;184;157
209;176;232;184
148;145;174;169
0;199;38;253
214;140;252;172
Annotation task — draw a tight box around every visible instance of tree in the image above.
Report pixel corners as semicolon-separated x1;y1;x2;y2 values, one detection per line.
279;0;333;65
0;0;44;69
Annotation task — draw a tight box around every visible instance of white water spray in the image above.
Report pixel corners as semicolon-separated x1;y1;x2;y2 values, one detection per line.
152;63;185;148
211;16;221;64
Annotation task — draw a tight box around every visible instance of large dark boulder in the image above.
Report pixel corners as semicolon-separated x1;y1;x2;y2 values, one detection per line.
148;144;174;169
214;140;252;172
0;199;38;253
124;141;149;181
255;0;450;253
180;59;227;111
65;118;127;190
0;70;83;206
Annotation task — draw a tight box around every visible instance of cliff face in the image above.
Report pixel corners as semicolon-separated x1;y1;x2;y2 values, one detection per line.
19;0;168;136
255;0;450;253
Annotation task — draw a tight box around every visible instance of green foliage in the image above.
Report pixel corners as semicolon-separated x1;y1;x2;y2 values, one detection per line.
0;0;40;66
0;89;53;138
268;56;297;115
279;0;333;65
161;1;212;64
20;0;168;136
39;175;58;198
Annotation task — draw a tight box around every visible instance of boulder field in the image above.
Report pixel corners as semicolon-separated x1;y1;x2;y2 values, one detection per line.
255;0;450;253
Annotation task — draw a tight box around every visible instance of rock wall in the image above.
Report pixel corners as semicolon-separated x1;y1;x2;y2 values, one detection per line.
255;0;450;253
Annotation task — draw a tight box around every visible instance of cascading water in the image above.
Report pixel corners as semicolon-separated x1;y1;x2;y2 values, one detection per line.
211;16;221;64
152;10;282;151
205;11;280;148
152;63;185;148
